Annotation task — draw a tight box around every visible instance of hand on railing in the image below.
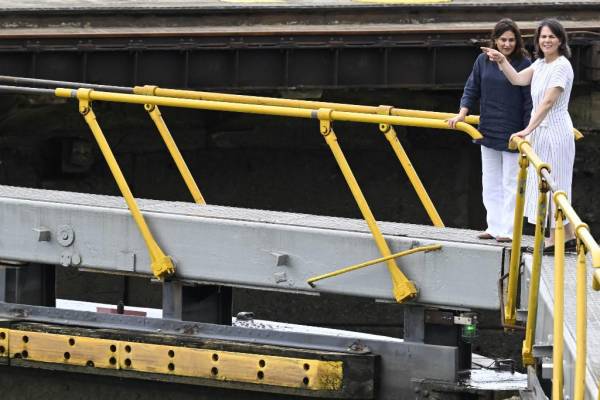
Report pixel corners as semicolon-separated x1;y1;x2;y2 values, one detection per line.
509;129;529;144
446;114;465;129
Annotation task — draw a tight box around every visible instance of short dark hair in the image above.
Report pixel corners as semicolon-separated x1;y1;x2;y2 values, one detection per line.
533;18;571;59
490;18;528;60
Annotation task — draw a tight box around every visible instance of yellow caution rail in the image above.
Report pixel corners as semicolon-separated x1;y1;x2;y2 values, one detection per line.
0;75;483;229
505;137;600;400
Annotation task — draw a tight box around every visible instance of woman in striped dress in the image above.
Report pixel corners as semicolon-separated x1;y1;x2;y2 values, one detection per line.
482;18;576;249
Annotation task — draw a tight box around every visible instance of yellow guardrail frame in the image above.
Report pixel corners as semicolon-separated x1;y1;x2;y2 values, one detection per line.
55;87;480;303
507;136;600;400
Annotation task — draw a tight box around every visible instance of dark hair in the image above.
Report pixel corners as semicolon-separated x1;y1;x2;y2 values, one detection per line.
490;18;528;60
533;18;571;59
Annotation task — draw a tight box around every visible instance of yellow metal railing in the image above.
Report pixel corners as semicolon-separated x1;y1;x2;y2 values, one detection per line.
132;84;582;232
47;86;482;303
505;136;600;400
134;84;482;126
134;86;469;228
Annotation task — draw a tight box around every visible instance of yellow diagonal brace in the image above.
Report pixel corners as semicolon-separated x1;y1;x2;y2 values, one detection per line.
145;104;206;204
378;116;443;227
317;110;417;303
522;179;548;365
307;244;441;286
504;153;529;325
78;96;174;279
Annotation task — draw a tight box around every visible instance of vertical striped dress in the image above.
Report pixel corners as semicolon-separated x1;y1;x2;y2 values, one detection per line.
524;55;575;227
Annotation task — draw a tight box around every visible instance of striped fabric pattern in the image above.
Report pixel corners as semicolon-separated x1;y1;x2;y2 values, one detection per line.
524;56;575;227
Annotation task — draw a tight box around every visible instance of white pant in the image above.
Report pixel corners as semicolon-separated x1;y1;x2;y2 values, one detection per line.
481;146;519;238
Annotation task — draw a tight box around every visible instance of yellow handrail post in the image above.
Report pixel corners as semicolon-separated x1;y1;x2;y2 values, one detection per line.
552;200;566;400
77;92;175;280
377;106;444;227
317;108;417;303
505;146;530;325
575;238;588;400
144;101;206;204
522;177;549;365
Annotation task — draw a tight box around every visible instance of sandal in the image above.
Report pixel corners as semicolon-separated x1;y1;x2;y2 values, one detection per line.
477;232;494;240
541;239;577;253
523;239;577;254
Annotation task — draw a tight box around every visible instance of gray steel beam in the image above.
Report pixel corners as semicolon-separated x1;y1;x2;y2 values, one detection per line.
0;185;504;309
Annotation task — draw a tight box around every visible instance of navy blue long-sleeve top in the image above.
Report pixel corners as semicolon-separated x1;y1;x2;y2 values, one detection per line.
460;53;533;151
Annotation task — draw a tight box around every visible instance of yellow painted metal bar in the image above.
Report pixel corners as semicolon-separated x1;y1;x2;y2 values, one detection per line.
513;136;600;286
78;97;175;279
334;110;480;138
522;181;549;366
379;120;444;227
145;104;206;204
318;112;417;302
135;85;586;140
552;204;566;400
55;88;483;140
574;241;587;400
307;244;442;286
554;193;600;271
5;328;343;391
504;152;529;325
135;85;481;126
511;138;550;175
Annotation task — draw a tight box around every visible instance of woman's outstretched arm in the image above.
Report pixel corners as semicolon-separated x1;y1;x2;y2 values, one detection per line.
480;47;534;86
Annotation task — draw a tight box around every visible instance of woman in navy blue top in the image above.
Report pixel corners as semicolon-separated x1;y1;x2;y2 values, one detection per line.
448;19;532;242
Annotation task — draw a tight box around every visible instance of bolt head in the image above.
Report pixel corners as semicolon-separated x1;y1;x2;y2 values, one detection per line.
60;253;72;267
71;253;82;266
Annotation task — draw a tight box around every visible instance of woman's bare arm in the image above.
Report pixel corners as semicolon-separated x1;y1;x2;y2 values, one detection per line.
480;47;534;86
510;86;563;140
